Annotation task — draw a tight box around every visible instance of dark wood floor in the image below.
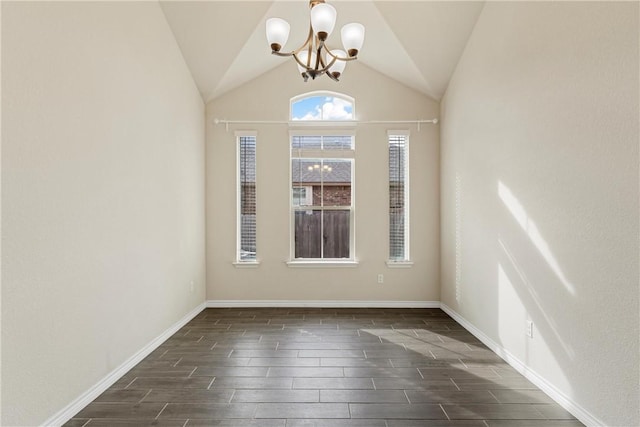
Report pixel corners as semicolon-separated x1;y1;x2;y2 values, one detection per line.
65;308;583;427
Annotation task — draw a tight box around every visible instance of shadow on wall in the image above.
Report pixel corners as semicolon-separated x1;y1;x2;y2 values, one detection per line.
495;180;578;390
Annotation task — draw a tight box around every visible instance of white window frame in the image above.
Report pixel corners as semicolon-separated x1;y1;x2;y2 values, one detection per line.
288;130;357;267
387;130;413;268
234;131;259;267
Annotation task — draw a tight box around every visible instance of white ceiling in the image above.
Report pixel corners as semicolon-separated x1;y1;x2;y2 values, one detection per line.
159;1;485;102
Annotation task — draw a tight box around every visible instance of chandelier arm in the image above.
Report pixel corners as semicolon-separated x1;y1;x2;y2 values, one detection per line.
326;71;339;82
307;24;316;66
290;55;317;73
315;63;337;78
324;43;359;62
291;53;305;68
322;51;337;69
292;53;311;82
272;51;295;57
318;52;328;69
315;41;324;70
305;43;314;74
271;25;314;58
285;43;356;77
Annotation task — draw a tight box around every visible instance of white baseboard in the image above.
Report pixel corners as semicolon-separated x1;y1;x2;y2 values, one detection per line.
42;302;206;427
206;300;440;308
440;303;604;427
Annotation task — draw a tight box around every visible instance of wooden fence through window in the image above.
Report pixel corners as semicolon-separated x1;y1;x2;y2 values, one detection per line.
294;210;350;259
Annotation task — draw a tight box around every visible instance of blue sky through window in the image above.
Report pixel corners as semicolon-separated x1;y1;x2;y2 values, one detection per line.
291;95;353;120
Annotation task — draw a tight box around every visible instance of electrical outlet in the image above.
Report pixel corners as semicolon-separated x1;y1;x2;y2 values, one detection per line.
190;280;195;293
526;320;533;338
377;274;384;284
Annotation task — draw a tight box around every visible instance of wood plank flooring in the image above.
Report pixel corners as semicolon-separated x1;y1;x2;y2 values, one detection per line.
64;308;584;427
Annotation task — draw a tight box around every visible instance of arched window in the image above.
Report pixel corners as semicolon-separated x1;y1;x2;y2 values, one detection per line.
290;91;355;121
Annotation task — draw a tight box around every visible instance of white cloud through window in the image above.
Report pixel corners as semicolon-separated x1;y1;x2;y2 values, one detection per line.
292;96;353;120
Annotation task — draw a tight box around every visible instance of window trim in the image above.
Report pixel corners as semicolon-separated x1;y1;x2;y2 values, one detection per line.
289;131;356;264
286;260;359;268
235;130;260;266
387;130;411;265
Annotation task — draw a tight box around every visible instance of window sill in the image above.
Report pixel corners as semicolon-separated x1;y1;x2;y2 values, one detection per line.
286;260;359;268
386;260;414;268
233;261;261;268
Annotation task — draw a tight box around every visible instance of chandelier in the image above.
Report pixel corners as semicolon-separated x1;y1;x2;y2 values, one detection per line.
265;0;365;82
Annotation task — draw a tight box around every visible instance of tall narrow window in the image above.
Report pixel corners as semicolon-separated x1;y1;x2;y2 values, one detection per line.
388;131;409;262
291;134;355;261
237;132;257;263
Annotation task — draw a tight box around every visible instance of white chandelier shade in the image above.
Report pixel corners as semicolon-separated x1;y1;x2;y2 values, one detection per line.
341;23;365;57
265;0;365;82
326;49;347;77
310;3;337;41
265;18;290;53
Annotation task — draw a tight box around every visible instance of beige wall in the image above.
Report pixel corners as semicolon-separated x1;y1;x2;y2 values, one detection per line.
440;2;639;425
206;62;440;303
1;2;205;425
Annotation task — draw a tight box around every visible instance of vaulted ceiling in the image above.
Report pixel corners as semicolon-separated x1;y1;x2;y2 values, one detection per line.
159;1;485;103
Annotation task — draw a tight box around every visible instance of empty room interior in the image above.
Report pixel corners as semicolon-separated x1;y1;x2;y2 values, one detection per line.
2;1;638;426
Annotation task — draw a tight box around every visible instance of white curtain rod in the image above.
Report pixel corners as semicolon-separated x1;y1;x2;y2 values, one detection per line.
213;118;438;132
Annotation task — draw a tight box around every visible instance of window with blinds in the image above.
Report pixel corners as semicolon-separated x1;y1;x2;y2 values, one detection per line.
237;133;257;262
388;132;409;261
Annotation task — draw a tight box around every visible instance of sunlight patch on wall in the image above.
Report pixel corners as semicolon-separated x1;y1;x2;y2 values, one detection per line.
498;181;576;296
